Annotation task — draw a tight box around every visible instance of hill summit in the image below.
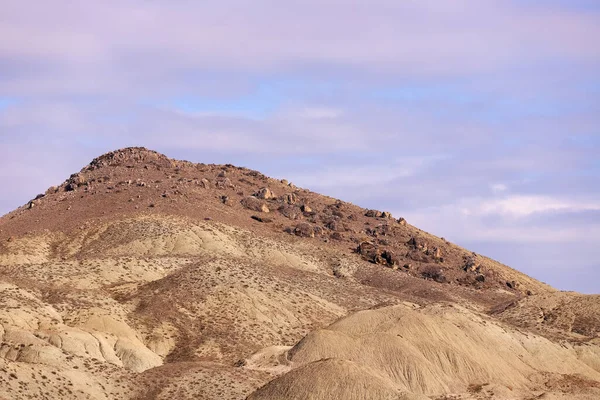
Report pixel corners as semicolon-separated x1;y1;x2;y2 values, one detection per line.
0;147;599;399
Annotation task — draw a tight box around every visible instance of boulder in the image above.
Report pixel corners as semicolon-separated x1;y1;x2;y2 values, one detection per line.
65;173;87;191
365;209;382;218
324;218;344;232
255;187;276;200
382;250;399;267
300;204;312;213
407;237;427;251
199;178;211;188
463;256;480;272
216;178;234;189
381;211;392;219
279;204;302;220
420;265;448;283
294;222;315;238
282;193;298;205
397;217;407;226
426;247;442;260
356;242;384;264
241;196;270;213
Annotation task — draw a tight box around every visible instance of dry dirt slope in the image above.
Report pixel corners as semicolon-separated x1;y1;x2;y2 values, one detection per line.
0;147;598;400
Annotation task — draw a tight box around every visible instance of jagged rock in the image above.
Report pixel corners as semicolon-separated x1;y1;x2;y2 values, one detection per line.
357;241;376;255
331;209;345;219
382;250;399;267
86;147;174;170
245;169;267;180
426;247;442;260
279;204;302;220
420;265;448;283
463;256;480;272
294;222;315;238
301;204;312;213
216;178;234;189
65;173;86;191
397;217;407;226
255;187;276;199
407;237;427;251
366;224;393;237
282;193;298;205
199;178;211;188
356;242;384;264
365;209;382;218
381;211;392;219
241;196;270;213
324;218;344;232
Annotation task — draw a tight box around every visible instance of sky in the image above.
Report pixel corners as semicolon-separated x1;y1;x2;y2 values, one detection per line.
1;0;599;293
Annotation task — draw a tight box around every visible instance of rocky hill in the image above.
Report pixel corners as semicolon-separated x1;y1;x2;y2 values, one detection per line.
0;147;598;399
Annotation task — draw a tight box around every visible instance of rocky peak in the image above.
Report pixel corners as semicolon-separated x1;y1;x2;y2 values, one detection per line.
85;147;176;171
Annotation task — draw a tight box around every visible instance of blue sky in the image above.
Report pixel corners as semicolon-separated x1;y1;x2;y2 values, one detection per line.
1;0;599;293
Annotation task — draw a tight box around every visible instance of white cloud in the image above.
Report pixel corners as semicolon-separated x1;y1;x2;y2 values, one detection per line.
475;195;600;217
401;200;600;244
490;183;507;193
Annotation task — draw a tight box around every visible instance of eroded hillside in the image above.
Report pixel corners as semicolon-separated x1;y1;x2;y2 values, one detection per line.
0;147;598;399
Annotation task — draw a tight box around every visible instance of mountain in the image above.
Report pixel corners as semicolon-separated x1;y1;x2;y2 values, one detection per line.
0;147;598;400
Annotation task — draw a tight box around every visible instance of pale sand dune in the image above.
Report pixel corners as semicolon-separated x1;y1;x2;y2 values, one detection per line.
248;303;600;398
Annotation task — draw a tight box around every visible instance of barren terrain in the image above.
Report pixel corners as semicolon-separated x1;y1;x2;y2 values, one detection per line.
0;147;598;399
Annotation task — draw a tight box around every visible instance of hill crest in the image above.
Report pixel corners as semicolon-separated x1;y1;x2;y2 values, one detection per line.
2;147;599;400
1;147;549;297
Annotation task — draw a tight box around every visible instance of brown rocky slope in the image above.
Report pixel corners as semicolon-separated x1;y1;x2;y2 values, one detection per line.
0;147;598;399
